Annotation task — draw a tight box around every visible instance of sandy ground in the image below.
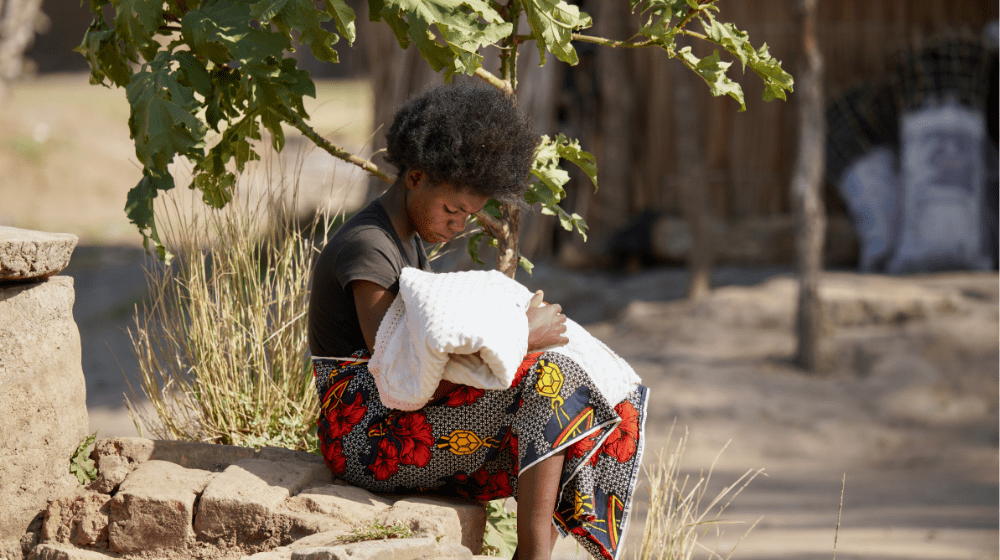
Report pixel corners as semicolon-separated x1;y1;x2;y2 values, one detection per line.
4;74;997;560
63;250;999;560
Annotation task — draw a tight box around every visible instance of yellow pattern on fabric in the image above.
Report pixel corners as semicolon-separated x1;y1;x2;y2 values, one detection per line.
536;359;571;428
436;429;499;455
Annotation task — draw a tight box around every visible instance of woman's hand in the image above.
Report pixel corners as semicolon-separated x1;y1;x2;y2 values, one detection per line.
526;290;569;351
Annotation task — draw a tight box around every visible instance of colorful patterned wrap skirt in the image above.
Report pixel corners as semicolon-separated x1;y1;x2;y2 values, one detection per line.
314;350;649;560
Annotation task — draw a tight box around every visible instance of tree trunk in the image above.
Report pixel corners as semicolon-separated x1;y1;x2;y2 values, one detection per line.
792;0;826;371
673;61;713;300
0;0;44;103
495;202;521;278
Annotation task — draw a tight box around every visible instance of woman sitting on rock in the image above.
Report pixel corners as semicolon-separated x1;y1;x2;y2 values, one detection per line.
307;83;647;560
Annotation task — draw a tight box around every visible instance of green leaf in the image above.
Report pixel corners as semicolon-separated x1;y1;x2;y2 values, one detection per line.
181;2;252;66
749;43;794;101
370;0;512;79
554;133;598;189
467;230;486;265
324;0;357;45
69;431;99;485
702;15;751;68
174;51;213;97
194;170;236;208
676;47;745;111
76;24;133;87
556;206;588;240
481;198;502;219
632;0;688;47
523;0;592;65
261;0;343;64
518;255;534;275
125;171;174;258
483;500;518;558
112;0;165;62
250;0;291;24
701;13;793;102
126;54;208;171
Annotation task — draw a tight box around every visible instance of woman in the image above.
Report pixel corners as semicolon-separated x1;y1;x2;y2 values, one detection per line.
307;83;647;560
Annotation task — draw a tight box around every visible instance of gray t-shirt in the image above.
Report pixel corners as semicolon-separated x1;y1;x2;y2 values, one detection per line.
307;199;431;357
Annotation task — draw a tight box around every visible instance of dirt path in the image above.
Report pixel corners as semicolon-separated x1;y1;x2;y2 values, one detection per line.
65;251;998;560
536;267;998;560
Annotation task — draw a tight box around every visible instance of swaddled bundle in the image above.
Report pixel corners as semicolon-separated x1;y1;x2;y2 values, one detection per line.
370;267;640;410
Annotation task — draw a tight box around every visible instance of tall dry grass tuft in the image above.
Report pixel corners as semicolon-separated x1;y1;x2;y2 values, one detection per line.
126;155;339;453
634;426;764;560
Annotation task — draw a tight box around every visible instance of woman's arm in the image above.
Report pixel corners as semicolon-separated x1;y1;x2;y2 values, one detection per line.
351;279;397;354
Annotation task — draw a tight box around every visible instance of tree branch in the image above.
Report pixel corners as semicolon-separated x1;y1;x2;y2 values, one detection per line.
280;110;395;184
676;2;709;31
473;210;503;235
678;29;709;41
571;33;654;49
474;67;513;97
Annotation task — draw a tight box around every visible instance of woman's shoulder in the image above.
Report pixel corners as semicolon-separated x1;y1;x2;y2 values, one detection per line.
328;201;397;248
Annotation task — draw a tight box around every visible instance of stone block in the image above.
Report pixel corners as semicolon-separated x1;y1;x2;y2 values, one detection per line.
0;227;78;281
0;276;87;555
150;440;257;472
40;491;110;548
258;447;328;468
282;484;393;526
89;438;155;494
106;460;214;553
381;497;486;554
194;459;327;544
291;536;470;560
27;543;116;560
244;546;294;560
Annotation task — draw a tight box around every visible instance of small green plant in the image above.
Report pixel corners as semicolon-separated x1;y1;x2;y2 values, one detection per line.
339;519;414;543
69;431;98;485
482;499;517;557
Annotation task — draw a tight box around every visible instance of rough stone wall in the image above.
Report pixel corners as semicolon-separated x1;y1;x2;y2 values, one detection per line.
0;275;88;559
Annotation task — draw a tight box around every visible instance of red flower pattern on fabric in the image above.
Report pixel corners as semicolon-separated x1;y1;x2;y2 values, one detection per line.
512;352;543;387
602;401;640;463
508;433;519;476
445;385;485;407
369;437;400;480
567;430;601;467
473;470;513;500
394;411;434;468
323;439;346;477
326;392;367;439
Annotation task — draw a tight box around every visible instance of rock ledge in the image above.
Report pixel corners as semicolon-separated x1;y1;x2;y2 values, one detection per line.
0;226;78;282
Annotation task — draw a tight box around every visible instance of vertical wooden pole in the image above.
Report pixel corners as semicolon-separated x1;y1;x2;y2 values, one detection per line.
793;0;826;371
494;1;521;278
673;63;713;300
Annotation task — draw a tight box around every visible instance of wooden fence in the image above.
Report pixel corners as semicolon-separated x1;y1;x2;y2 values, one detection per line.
517;0;997;264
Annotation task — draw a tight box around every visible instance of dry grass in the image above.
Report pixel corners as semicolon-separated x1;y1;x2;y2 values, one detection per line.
634;426;765;560
125;153;340;452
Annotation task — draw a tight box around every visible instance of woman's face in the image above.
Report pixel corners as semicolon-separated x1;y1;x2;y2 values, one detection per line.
405;170;489;244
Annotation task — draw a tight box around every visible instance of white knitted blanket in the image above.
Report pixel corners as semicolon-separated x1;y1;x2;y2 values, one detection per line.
370;268;640;410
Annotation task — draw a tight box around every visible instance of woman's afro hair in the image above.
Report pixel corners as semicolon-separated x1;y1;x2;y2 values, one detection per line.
385;82;539;204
